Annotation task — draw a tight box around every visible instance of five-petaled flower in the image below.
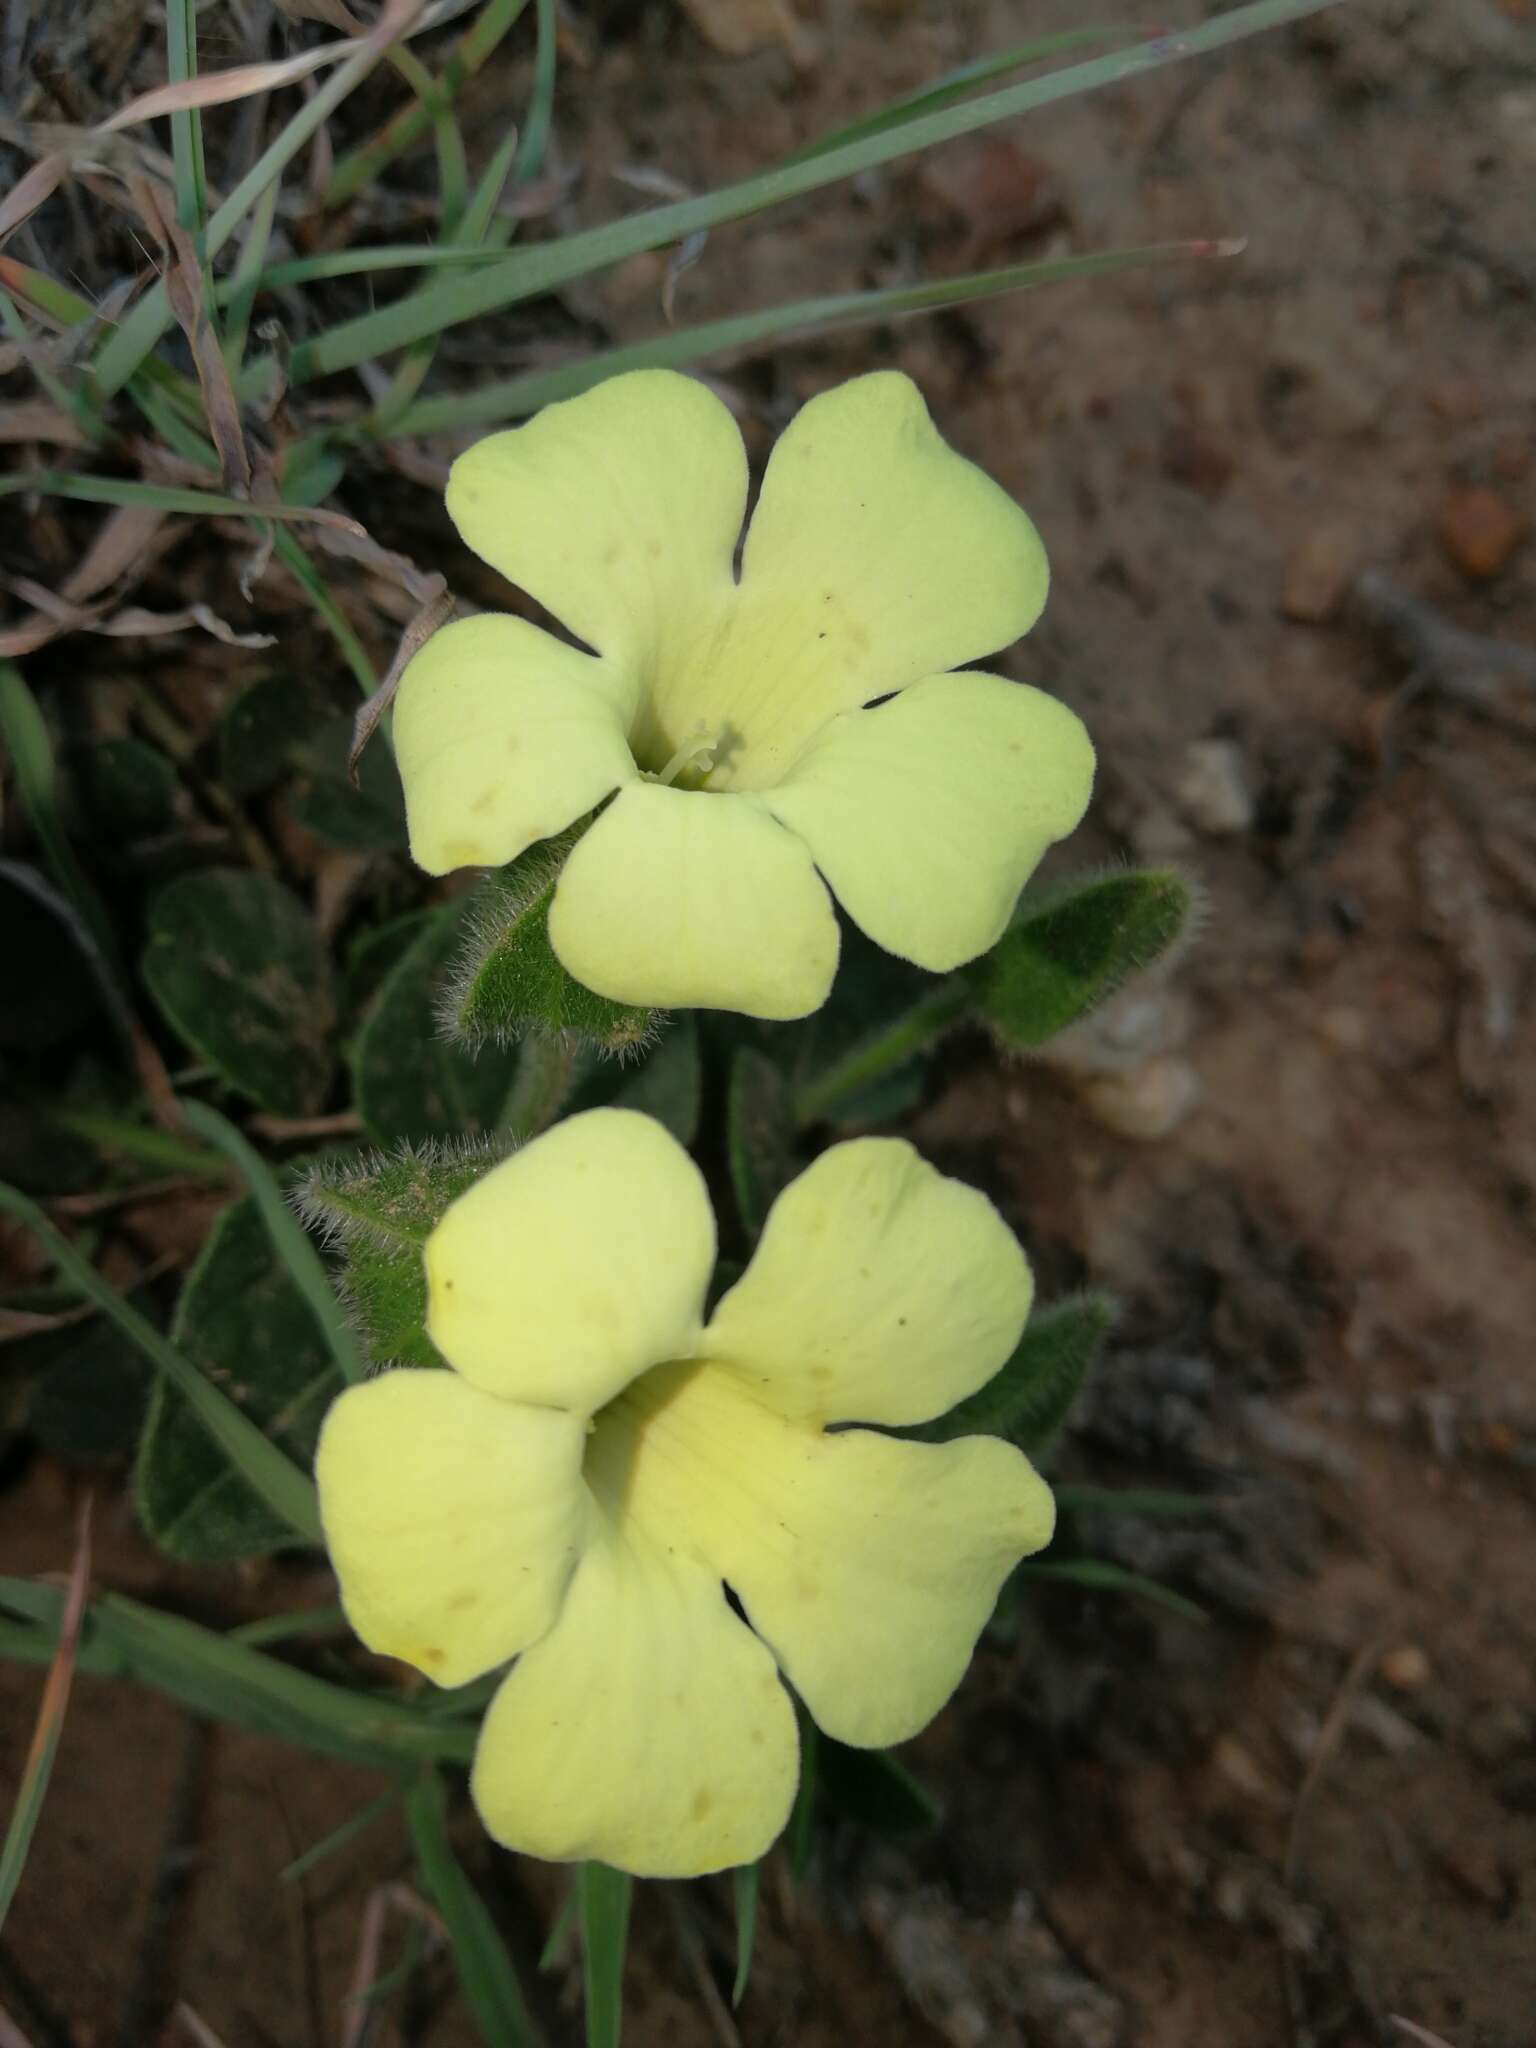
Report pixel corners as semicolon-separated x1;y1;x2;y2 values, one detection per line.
395;369;1094;1020
316;1107;1055;1876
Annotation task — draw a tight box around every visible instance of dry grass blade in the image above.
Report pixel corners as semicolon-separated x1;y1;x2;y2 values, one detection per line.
0;2004;37;2048
132;178;252;495
65;503;169;600
349;584;453;776
0;401;88;446
0;1496;92;1937
173;2005;231;2048
341;1881;445;2048
1389;2022;1458;2048
0;152;71;249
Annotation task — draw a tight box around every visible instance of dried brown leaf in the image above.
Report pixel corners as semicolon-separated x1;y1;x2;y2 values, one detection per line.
62;504;169;602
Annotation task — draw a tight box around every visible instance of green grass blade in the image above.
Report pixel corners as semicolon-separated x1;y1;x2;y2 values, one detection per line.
270;527;378;694
0;1502;90;1938
177;1100;365;1385
406;1770;547;2048
0;663;121;973
578;1863;632;2048
787;1710;818;1880
91;13;423;403
292;0;1335;383
731;1863;759;2009
0;1580;476;1767
281;1786;400;1885
222;180;280;375
1019;1558;1208;1624
0;1185;322;1545
508;0;557;194
390;240;1214;437
0;471;355;522
165;0;209;235
324;0;532;209
389;43;471;229
784;23;1139;166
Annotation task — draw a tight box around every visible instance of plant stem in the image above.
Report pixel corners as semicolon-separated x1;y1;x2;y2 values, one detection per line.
793;979;971;1126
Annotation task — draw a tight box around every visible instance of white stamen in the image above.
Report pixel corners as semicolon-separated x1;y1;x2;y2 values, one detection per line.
653;726;720;788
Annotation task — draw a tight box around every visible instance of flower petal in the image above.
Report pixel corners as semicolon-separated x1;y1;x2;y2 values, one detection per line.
548;784;840;1019
706;1137;1032;1428
315;1369;585;1688
662;372;1048;790
394;613;637;876
445;370;745;670
471;1524;798;1876
425;1107;715;1412
763;671;1094;971
609;1361;1054;1750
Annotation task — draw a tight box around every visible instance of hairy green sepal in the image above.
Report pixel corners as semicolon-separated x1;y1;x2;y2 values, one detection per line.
300;1142;503;1371
965;869;1195;1051
444;830;653;1054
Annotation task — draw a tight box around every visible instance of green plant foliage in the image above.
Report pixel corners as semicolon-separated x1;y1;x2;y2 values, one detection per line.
142;868;336;1115
609;1016;701;1146
136;1199;340;1561
25;1312;148;1462
300;1142;502;1371
915;1294;1114;1456
0;871;97;1052
288;714;407;851
61;738;179;843
407;1770;546;2048
731;1862;760;2008
820;1740;941;1836
447;832;651;1054
579;1862;632;2048
218;676;405;847
352;906;521;1145
965;869;1194;1050
726;1047;799;1241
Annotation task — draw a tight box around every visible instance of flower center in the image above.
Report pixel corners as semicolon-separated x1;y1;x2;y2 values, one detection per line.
645;726;722;791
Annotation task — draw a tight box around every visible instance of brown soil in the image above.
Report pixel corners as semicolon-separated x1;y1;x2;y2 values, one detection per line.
4;1;1535;2043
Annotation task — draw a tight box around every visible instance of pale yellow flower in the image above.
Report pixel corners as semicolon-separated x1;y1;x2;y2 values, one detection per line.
395;370;1094;1019
315;1107;1054;1876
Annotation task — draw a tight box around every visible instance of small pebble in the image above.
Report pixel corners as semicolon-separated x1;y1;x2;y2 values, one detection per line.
1175;738;1254;835
1381;1643;1432;1690
1283;526;1356;622
1439;484;1528;579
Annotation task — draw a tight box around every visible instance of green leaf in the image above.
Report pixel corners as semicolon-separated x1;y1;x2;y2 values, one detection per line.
25;1311;148;1462
352;906;521;1146
299;1143;501;1372
178;1099;364;1385
136;1198;339;1561
0;1184;320;1542
915;1294;1113;1455
578;1862;632;2048
142;868;336;1115
407;1770;546;2048
966;869;1195;1051
820;1741;941;1836
218;674;318;797
1018;1559;1207;1625
447;834;652;1055
288;714;407;852
731;1863;759;2009
727;1048;798;1240
610;1016;701;1146
61;738;179;843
